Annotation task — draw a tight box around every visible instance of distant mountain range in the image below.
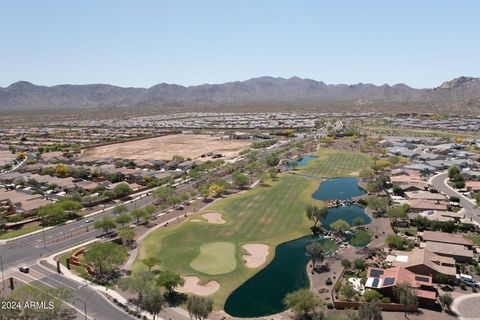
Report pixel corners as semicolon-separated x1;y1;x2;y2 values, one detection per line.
1;76;480;114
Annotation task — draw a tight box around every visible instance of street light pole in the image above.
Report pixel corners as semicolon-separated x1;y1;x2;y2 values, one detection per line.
0;255;4;290
74;289;95;320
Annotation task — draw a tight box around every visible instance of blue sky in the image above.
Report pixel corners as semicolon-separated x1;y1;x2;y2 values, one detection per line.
1;1;479;88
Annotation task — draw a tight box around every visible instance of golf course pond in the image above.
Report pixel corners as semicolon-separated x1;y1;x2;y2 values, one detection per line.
294;155;317;167
224;176;371;317
312;177;366;200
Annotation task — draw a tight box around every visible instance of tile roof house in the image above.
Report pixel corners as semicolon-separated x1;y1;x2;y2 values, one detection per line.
365;266;437;308
419;231;475;249
388;248;456;281
418;231;476;263
407;199;448;212
404;191;445;201
423;242;474;263
465;180;480;192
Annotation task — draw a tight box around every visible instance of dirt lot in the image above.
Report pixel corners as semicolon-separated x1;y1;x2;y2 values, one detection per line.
81;134;251;162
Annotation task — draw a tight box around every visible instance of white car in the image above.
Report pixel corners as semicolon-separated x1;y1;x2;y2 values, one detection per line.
457;274;479;287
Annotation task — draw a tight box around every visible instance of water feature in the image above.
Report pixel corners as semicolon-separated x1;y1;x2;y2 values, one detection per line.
312;177;366;200
225;174;372;317
294;155;317;167
321;204;372;228
224;236;335;317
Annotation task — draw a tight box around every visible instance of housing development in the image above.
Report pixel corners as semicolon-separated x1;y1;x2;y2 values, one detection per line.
0;111;479;320
2;2;480;319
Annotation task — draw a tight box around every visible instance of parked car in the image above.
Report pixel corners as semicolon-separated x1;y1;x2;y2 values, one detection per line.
19;266;29;274
85;218;94;223
457;274;479;287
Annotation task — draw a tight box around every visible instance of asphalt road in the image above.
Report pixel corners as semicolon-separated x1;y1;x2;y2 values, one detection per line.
14;264;133;320
0;137;305;320
0;192;159;273
430;172;480;224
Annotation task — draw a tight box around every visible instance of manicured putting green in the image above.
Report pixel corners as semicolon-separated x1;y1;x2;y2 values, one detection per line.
190;242;237;275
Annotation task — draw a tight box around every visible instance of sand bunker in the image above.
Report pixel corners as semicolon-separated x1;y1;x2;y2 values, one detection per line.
242;244;269;268
201;212;225;224
176;276;220;296
190;219;202;223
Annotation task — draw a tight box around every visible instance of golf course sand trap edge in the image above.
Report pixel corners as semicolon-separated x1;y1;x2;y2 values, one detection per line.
176;276;220;296
201;212;225;224
242;244;269;268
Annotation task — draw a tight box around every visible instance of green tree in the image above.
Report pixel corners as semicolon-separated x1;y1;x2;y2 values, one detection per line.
232;172;250;188
363;289;384;302
257;172;270;186
113;204;128;215
385;234;411;250
393;282;418;317
167;195;183;207
269;168;278;180
84;242;128;278
156;271;185;295
142;257;161;271
367;196;389;216
113;183;133;197
353;217;364;226
438;293;453;311
387;205;408;226
306;242;324;268
354;258;365;271
145;205;157;216
142;286;165;320
94;217;117;234
448;165;461;180
115;213;132;227
187;295;214;320
306;205;328;229
283;289;321;319
37;203;67;225
340;284;356;301
359;168;375;180
130;208;149;223
119;271;155;309
118;227;135;245
154;187;175;201
341;259;352;270
330;219;351;235
358;301;383;320
266;153;280;167
288;160;298;170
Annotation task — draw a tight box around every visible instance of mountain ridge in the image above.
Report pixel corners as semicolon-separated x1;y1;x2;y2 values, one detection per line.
1;76;480;114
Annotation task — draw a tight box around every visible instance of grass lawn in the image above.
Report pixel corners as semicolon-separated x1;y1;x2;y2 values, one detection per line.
297;148;373;178
58;243;97;282
133;149;373;308
0;225;42;240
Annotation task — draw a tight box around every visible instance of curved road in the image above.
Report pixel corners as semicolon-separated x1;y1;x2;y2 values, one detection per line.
430;172;480;225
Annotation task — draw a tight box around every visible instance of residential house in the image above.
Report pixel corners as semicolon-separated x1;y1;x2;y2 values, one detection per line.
365;266;437;308
407;199;448;212
418;231;476;263
388;248;456;281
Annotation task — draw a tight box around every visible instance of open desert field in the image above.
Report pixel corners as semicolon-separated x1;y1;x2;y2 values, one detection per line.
80;134;251;162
